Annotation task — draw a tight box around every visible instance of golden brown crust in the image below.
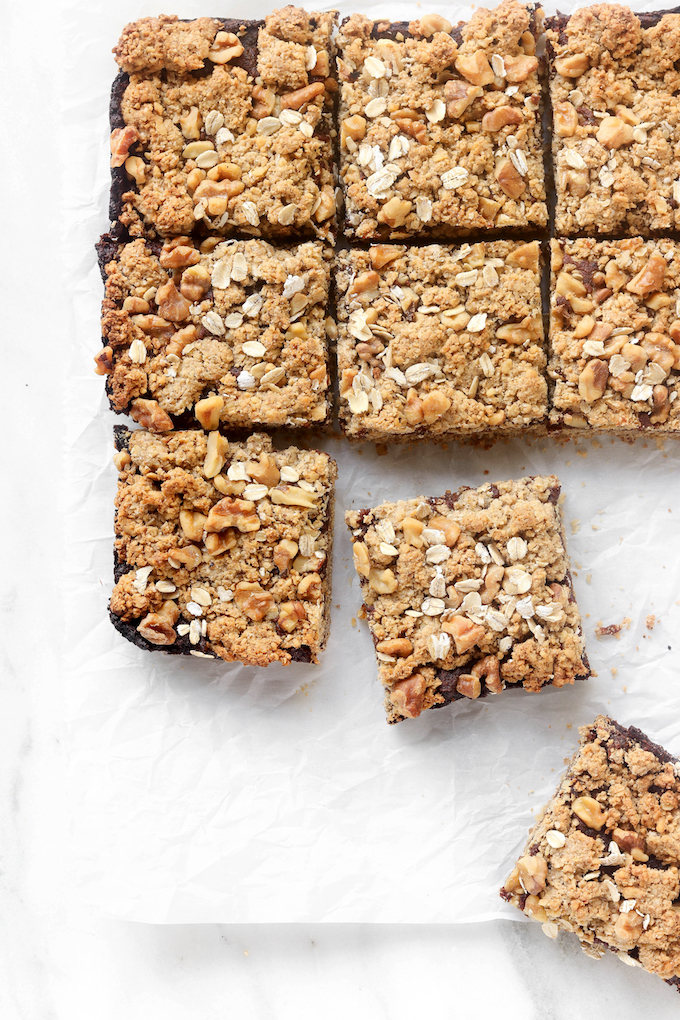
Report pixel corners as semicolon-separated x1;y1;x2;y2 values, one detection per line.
549;237;680;434
337;0;546;239
548;5;680;236
501;715;680;986
346;475;589;723
335;241;546;442
112;9;337;241
99;236;331;429
111;429;336;666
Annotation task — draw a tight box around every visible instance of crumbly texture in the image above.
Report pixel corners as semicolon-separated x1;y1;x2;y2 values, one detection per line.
110;9;337;241
335;240;547;442
337;1;547;240
345;476;590;724
110;429;336;666
547;5;680;236
549;238;680;435
96;235;331;430
501;715;680;993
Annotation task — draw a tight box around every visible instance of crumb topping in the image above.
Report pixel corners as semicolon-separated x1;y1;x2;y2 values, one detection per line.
549;238;680;433
548;4;680;236
502;715;680;986
337;0;547;239
346;475;589;724
98;236;331;429
335;240;546;441
111;8;337;241
110;430;336;666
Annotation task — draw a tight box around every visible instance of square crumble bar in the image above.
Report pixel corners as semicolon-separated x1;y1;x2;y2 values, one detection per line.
501;715;680;994
346;475;591;724
547;4;680;237
337;0;547;240
95;234;332;432
549;238;680;436
109;9;337;242
110;429;336;666
335;240;547;443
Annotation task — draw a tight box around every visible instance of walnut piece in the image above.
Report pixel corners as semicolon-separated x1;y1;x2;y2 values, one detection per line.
390;673;427;718
136;600;180;646
205;497;261;533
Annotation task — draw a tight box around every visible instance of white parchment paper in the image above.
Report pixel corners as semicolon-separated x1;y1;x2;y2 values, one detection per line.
63;0;680;923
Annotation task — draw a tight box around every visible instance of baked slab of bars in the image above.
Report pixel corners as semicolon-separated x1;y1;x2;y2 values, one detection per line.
501;715;680;994
109;9;337;242
335;240;547;443
110;428;336;666
95;234;331;431
549;238;680;435
547;4;680;237
345;476;590;724
336;1;547;240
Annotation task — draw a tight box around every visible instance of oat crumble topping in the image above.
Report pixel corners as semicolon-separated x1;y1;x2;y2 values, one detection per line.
346;475;590;724
549;238;680;434
110;9;337;241
335;240;546;442
96;235;331;430
502;716;680;992
547;4;680;236
337;1;547;239
110;429;336;665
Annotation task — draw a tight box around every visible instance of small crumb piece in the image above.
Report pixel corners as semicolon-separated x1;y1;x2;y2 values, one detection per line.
646;614;656;631
571;519;580;534
595;617;632;639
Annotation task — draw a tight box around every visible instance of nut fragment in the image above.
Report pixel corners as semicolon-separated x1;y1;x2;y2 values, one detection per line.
613;909;644;947
180;510;207;543
94;346;113;376
444;79;483;119
626;252;667;296
352;541;371;578
203;431;229;478
401;517;424;547
156;279;191;322
180;264;211;301
297;573;323;602
205;497;260;533
428;516;461;547
234;582;273;621
504;54;538;82
578;359;609;403
517;854;548;894
596;117;634;150
377;198;413;229
390;673;427;718
208;31;244;63
170;545;202;570
471;654;502;693
554;54;589;78
368;568;398;594
376;638;413;657
270;485;318;508
341;115;366;147
496;159;526;199
280;82;324;110
481;106;523;132
129;399;173;433
277;601;307;633
274;539;299;573
195;395;224;431
455;674;481;699
418;13;452;36
110;126;139;168
441;615;486;653
245;452;280;489
554;102;578;137
136;600;180;646
455;51;494;86
572;796;605;830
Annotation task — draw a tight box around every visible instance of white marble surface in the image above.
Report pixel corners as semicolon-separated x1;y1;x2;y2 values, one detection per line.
4;1;680;1016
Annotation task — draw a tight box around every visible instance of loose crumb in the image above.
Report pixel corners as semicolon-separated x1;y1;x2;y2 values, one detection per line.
595;617;632;639
646;614;656;630
571;519;580;534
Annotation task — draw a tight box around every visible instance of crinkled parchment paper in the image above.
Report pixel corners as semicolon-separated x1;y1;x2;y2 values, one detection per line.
63;0;680;922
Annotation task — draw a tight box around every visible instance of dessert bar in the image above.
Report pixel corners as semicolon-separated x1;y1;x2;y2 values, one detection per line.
110;428;336;665
109;9;337;241
346;475;590;724
549;238;680;435
337;0;547;240
547;4;680;236
501;715;680;993
335;240;547;442
95;234;332;431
